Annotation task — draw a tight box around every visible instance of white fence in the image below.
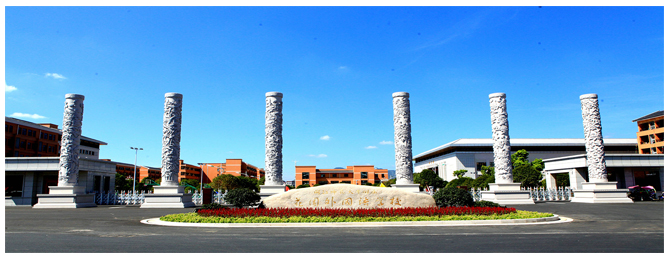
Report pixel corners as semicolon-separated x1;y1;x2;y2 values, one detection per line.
469;187;573;202
94;190;228;205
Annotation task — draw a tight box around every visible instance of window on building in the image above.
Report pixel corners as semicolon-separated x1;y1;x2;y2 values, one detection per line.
318;181;328;185
332;174;337;177
302;172;309;179
361;172;368;179
342;181;351;184
651;147;657;154
476;162;486;171
320;174;325;178
331;181;339;184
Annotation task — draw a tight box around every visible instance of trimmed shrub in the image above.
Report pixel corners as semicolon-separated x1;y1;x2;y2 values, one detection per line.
224;188;261;208
473;200;502;208
446;177;474;189
202;203;226;209
433;187;474;207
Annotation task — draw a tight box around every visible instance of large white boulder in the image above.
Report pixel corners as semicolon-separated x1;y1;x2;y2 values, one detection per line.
263;184;436;209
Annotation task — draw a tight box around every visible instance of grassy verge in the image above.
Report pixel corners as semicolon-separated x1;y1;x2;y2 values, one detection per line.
160;210;553;223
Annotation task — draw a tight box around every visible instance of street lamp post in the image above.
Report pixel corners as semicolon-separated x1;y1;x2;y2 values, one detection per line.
197;163;205;192
130;147;143;194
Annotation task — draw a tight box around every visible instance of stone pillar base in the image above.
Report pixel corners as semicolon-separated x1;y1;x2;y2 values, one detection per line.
391;184;421;193
260;185;286;200
480;183;535;205
571;182;633;203
33;186;97;208
141;185;195;208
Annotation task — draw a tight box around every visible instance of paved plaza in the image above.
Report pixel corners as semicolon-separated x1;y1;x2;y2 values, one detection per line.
4;201;664;253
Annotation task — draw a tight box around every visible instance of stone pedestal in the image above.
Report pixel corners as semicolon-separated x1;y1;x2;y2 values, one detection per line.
571;182;633;203
141;186;195;208
260;185;287;200
33;186;96;208
481;183;535;205
391;184;421;193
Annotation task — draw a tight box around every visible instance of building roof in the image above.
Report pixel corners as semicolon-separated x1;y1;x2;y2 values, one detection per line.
413;138;637;160
5;116;107;145
632;110;664;122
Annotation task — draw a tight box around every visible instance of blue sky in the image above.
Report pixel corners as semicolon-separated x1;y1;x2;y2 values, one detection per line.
4;6;664;181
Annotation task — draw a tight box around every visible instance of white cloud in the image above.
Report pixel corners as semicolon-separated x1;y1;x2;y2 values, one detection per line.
320;135;330;140
379;140;393;145
5;83;17;92
10;112;46;119
365;146;378;149
308;154;328;158
338;66;348;70
45;73;67;79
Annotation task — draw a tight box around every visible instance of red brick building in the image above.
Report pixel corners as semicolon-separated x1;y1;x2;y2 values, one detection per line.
295;165;389;186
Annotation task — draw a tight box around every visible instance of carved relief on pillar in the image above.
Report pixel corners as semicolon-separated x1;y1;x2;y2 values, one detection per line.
161;93;183;186
580;94;608;182
265;92;283;185
393;92;413;185
489;93;513;183
58;94;85;186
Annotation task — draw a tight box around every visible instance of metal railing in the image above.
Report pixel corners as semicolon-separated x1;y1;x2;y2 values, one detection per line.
469;187;573;202
94;190;229;206
94;190;149;205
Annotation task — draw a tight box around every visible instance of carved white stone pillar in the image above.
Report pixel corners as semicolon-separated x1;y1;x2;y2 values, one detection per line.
58;94;85;186
391;92;419;193
264;92;283;185
579;94;608;183
481;93;534;205
572;94;632;203
489;93;513;184
260;92;286;199
160;93;183;186
34;94;96;208
141;93;194;208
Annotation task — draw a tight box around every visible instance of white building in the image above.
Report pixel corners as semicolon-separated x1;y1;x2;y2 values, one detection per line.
413;138;638;182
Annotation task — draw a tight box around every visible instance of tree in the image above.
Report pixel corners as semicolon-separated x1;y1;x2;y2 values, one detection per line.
453;169;468;179
511;149;530;168
234;176;259;192
446;177;474;189
512;163;542;188
510;149;545;188
210;174;237;191
115;173;132;191
480;165;495;177
555;173;570;187
416;169;446;190
180;179;200;188
382;178;396;187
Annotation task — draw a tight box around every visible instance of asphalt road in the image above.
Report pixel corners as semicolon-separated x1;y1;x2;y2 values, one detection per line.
4;201;664;253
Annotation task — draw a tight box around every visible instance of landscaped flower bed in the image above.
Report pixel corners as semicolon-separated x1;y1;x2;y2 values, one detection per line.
159;206;553;223
197;207;516;218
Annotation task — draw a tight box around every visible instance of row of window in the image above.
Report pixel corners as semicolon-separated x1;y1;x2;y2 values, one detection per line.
181;166;201;172
9;138;59;154
79;149;96;156
180;172;199;177
302;172;384;179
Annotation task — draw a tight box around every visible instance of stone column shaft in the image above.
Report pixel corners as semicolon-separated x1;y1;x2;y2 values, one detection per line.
580;94;608;183
161;93;183;186
265;92;283;185
393;92;413;185
489;93;513;183
58;94;85;186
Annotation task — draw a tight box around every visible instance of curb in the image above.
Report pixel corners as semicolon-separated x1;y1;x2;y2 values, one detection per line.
140;214;571;228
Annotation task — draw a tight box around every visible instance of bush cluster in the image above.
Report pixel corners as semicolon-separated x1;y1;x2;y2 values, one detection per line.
224;188;261;208
433;187;474;207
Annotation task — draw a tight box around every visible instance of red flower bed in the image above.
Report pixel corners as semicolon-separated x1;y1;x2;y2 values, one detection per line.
197;207;516;218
